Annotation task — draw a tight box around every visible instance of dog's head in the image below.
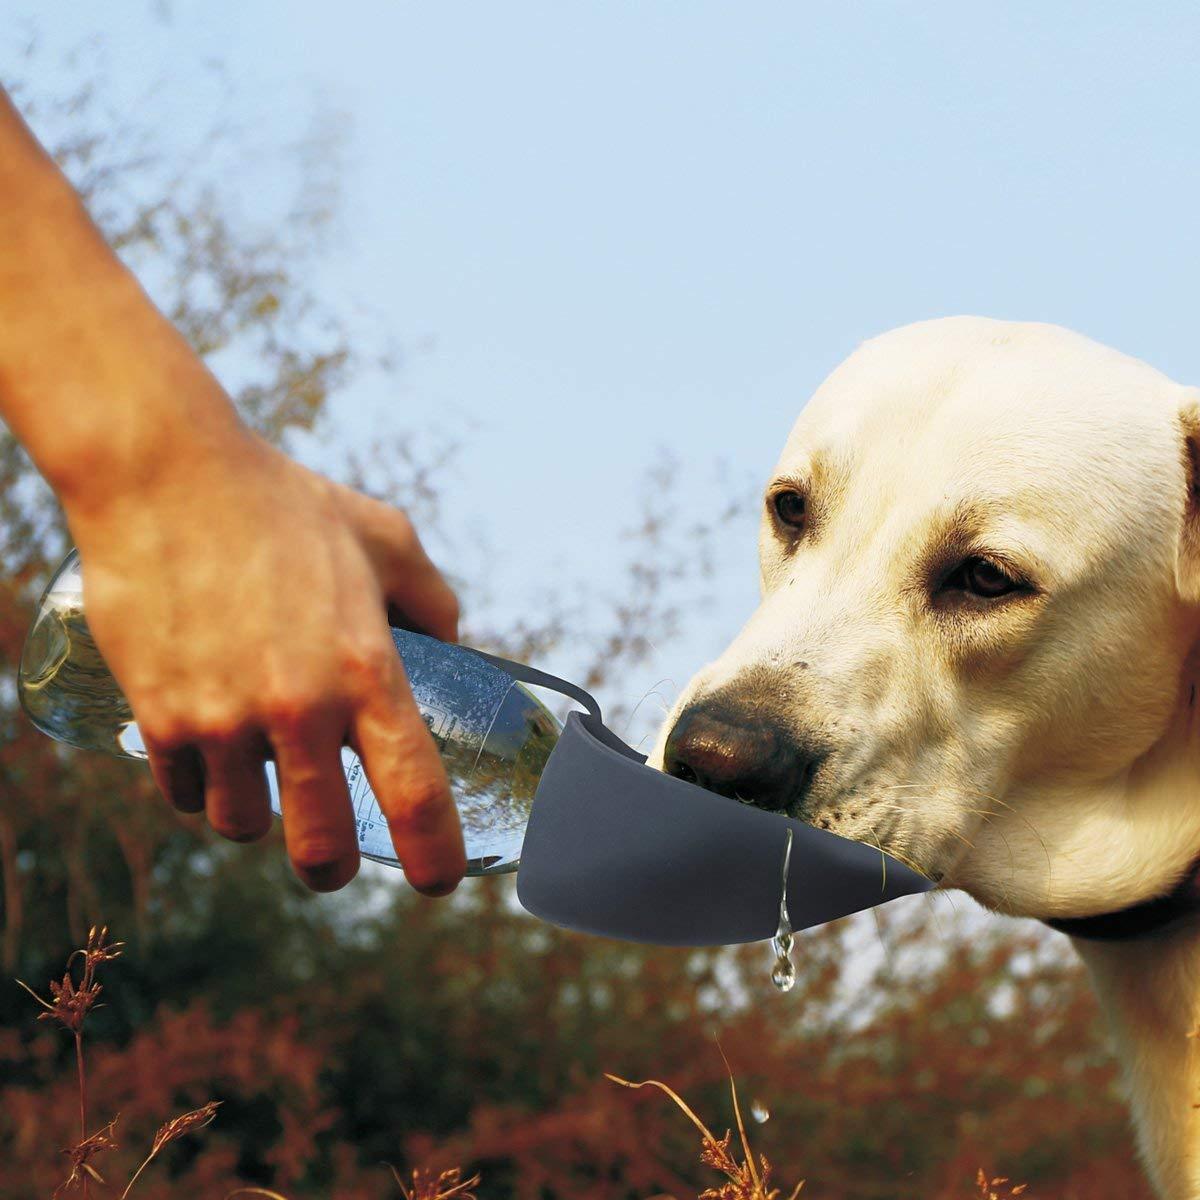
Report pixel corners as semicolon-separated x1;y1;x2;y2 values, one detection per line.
647;316;1200;921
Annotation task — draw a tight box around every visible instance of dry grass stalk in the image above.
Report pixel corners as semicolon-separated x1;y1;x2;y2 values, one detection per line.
225;1165;483;1200
52;1117;119;1199
17;925;125;1036
148;1100;223;1158
975;1167;1028;1198
606;1047;804;1200
387;1163;483;1200
18;926;223;1200
121;1101;222;1198
19;926;125;1199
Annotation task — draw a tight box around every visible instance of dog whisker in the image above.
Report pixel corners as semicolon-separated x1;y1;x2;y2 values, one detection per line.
865;800;975;886
876;790;1020;889
960;790;1055;888
864;790;1033;898
868;800;976;853
922;889;951;940
870;904;897;980
620;681;679;739
877;782;1053;884
864;822;890;892
861;826;927;883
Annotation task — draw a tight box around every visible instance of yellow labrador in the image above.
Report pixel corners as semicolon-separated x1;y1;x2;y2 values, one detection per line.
644;317;1200;1199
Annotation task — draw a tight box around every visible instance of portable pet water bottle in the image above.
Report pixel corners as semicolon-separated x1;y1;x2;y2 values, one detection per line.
17;547;562;877
18;546;935;954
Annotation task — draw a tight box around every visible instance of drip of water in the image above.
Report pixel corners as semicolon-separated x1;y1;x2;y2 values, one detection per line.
750;1099;771;1124
770;827;796;992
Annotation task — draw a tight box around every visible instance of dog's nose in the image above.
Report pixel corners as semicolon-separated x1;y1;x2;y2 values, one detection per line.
663;700;814;813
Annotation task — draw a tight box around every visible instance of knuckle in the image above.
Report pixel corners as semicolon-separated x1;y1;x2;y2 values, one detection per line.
140;713;191;753
261;691;324;741
146;699;250;751
340;639;397;694
195;711;252;749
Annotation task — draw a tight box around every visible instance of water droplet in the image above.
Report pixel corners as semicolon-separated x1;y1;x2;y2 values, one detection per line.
770;828;796;993
751;1099;771;1124
771;946;795;992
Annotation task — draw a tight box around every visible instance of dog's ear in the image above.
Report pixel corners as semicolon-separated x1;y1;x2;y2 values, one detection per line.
1175;391;1200;605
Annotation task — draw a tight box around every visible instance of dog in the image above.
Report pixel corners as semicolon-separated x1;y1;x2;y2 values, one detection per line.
643;316;1200;1199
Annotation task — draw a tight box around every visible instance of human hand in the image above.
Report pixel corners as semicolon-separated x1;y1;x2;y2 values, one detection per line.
62;412;467;897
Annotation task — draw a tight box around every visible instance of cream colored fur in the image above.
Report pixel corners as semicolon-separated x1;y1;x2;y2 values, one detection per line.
644;317;1200;1198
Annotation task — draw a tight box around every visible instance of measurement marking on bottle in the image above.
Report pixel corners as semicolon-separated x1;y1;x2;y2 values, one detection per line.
420;703;455;746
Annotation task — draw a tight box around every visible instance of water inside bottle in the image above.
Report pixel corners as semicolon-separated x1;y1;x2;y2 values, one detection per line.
17;549;561;877
16;562;137;753
268;634;561;876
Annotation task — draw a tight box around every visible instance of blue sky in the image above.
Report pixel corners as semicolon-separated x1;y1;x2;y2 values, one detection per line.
9;1;1200;745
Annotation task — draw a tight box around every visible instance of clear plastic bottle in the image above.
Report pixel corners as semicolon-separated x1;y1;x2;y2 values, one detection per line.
17;548;562;876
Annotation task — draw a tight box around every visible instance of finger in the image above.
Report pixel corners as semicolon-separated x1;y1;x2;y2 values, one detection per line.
146;741;206;814
351;681;466;896
269;717;360;893
382;549;461;644
337;487;460;642
202;733;273;843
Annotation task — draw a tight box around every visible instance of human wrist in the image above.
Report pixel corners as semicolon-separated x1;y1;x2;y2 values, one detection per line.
51;355;255;537
1;244;250;526
0;117;251;521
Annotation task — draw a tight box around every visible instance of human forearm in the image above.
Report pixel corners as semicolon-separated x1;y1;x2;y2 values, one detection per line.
0;86;247;519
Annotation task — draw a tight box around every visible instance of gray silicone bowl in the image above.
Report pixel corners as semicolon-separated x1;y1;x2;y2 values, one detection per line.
469;648;935;947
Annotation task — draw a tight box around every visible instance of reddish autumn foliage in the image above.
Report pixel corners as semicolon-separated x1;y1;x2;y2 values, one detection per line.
0;891;1153;1199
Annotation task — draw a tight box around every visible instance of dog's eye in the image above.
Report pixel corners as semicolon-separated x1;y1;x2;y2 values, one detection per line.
943;556;1021;599
772;490;806;529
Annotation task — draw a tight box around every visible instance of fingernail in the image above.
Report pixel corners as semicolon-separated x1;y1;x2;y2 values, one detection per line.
303;861;357;892
415;876;461;898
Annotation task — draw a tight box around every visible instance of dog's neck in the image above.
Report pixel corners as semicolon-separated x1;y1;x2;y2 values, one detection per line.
1073;925;1200;1199
1043;640;1200;944
1060;646;1200;1198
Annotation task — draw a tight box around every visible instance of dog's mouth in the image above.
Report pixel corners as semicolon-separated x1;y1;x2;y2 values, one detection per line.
661;709;950;884
675;758;949;883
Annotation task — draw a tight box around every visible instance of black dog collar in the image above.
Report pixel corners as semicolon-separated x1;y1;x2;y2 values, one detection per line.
1046;859;1200;942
